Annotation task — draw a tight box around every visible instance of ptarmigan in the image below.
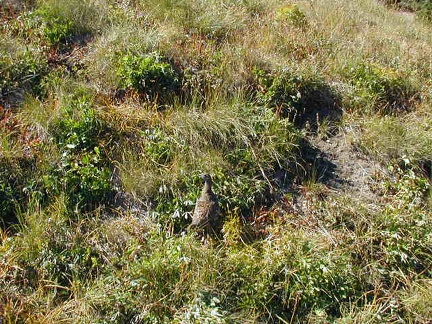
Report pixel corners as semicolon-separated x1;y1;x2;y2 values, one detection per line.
189;174;221;235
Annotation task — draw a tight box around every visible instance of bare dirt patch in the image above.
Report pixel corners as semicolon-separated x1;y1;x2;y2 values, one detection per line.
308;129;387;203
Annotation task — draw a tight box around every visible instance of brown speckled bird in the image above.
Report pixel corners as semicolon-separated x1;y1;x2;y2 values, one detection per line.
189;174;221;235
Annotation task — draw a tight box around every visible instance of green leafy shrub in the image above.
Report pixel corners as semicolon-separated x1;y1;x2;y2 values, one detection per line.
373;206;432;280
151;168;270;232
174;292;227;323
0;157;36;227
381;0;432;22
25;0;103;46
348;63;420;114
380;216;432;277
418;1;432;22
73;232;364;322
106;105;290;229
33;6;75;45
39;96;114;212
44;149;113;212
0;180;15;222
254;69;341;129
143;127;174;165
221;235;363;321
275;4;308;28
34;234;102;288
11;214;105;298
351;160;432;280
4;0;105;48
0;46;47;103
283;250;362;317
180;48;229;103
225;234;361;321
384;159;430;209
52;100;101;152
216;157;269;213
83;234;204;322
117;53;179;101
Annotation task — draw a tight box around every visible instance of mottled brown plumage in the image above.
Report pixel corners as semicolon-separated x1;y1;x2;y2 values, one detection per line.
190;174;221;234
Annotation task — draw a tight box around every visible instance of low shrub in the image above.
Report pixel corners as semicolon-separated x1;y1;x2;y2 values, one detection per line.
381;0;420;10
275;4;308;28
117;52;179;102
143;127;174;165
384;159;430;209
52;98;102;152
381;0;432;22
43;149;113;213
0;46;47;104
35;95;115;212
283;251;361;318
64;230;365;322
150;168;270;233
418;1;432;22
254;68;341;129
28;227;103;289
33;6;75;46
30;0;102;46
377;209;432;277
179;45;230;104
0;157;35;226
348;63;420;114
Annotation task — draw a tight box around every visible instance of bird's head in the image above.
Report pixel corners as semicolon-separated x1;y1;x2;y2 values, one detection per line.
200;173;212;184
